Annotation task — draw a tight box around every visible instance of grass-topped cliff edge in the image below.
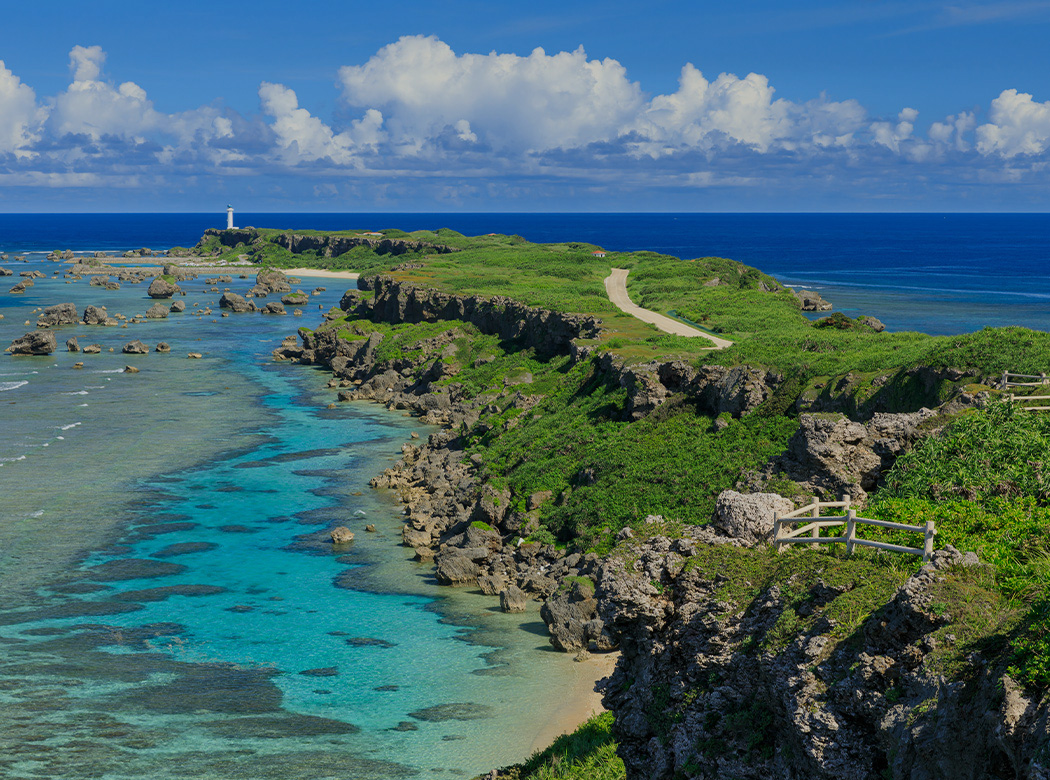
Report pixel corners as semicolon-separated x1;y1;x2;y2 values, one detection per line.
188;227;1050;777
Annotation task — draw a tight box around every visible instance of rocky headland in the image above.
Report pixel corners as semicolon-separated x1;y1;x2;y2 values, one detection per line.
269;264;1049;779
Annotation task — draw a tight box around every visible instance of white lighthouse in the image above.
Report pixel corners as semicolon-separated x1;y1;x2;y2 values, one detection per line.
226;205;235;230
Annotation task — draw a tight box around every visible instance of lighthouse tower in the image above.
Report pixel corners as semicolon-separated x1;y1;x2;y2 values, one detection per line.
226;205;235;230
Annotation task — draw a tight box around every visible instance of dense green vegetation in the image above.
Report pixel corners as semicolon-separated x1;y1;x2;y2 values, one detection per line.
473;369;797;551
867;401;1050;689
481;712;624;780
272;223;1050;776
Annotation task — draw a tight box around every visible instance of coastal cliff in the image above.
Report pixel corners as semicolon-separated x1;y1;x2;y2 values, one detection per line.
254;226;1050;779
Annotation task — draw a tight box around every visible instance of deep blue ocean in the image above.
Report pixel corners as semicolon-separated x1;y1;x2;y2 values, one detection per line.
2;212;1049;334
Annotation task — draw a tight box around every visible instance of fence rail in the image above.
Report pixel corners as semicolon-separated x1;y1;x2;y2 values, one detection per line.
773;494;936;562
1001;371;1049;388
999;371;1050;411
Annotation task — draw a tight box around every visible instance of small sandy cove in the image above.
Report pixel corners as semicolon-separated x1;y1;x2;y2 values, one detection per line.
528;651;619;754
283;268;361;281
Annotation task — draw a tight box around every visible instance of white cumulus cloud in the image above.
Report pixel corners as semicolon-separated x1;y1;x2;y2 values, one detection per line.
630;66;866;154
976;89;1050;157
0;60;44;155
259;82;385;165
337;35;643;153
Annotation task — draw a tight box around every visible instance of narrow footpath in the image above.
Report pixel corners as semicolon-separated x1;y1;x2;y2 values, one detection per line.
604;268;733;349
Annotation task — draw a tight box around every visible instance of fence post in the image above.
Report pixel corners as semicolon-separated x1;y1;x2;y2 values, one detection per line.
1002;370;1008;389
810;502;819;547
845;509;856;557
773;515;782;553
1042;372;1047;386
923;520;935;563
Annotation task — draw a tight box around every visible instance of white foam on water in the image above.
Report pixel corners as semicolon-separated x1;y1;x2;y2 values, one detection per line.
0;381;28;392
77;403;88;407
0;455;27;464
56;436;64;440
93;369;124;374
354;510;367;515
56;422;82;431
62;390;89;396
27;509;43;518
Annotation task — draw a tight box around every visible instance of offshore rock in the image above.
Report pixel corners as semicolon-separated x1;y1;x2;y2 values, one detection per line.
7;330;57;355
794;288;833;311
36;303;78;327
145;303;169;319
254;268;292;294
83;305;108;325
147;278;179;299
219;292;255;312
331;527;355;544
122;340;149;354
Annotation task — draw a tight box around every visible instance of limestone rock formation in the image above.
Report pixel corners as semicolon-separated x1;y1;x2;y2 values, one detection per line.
36;303;77;327
219;292;255;312
330;526;355;544
713;490;795;544
145;303;169;319
122;340;149;354
7;331;57;355
499;586;528;613
793;288;833;311
147;277;179;299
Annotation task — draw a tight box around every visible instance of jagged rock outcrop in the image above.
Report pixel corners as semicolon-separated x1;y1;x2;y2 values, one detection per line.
36;303;77;327
147;278;179;298
219;292;255;312
713;490;794;544
83;305;111;325
767;410;938;504
599;355;782;420
7;331;57;355
122;340;149;354
262;302;286;315
794;288;833;311
600;540;1050;780
858;316;886;332
362;276;603;355
254;268;292;294
145;303;169;319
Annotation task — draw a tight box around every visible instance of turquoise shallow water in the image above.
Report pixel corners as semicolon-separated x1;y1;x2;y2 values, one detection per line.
0;259;593;779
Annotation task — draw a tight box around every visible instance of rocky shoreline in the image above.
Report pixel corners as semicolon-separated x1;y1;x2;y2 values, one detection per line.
10;250;1045;777
270;270;1050;778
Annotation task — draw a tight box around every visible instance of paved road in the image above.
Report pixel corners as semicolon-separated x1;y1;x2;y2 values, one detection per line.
604;268;734;349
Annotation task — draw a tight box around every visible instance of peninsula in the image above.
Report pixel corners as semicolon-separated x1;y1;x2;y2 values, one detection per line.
167;224;1050;780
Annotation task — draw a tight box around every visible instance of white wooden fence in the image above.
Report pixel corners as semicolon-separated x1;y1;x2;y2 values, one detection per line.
1001;371;1050;411
773;494;936;563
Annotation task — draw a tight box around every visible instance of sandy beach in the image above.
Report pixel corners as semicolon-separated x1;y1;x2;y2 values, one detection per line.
282;268;361;281
527;651;619;754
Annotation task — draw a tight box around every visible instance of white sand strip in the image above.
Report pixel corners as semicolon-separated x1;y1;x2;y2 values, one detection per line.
527;651;619;754
282;268;361;281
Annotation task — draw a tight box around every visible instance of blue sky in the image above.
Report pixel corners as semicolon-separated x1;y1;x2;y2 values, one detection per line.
2;0;1050;211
